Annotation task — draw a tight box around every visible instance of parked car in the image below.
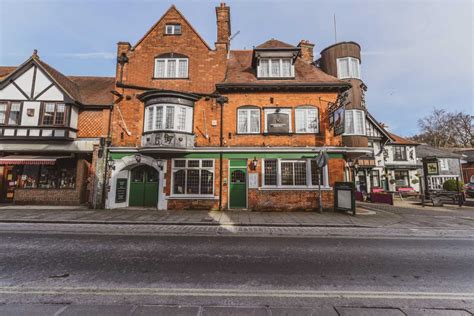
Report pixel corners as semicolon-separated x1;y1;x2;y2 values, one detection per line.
465;182;474;198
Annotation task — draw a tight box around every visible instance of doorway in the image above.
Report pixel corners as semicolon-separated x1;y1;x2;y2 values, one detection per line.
129;165;159;207
229;160;247;209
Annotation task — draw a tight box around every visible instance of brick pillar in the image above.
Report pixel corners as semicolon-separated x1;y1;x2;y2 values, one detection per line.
215;3;231;51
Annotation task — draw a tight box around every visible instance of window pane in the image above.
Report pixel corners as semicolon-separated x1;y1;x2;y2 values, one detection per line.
20;165;40;188
177;107;186;131
259;60;269;77
146;106;154;131
186;169;200;194
338;58;349;78
8;103;21;125
54;104;65;125
166;25;173;34
174;160;186;168
38;165;58;188
174;24;182;34
0;103;7;124
311;160;321;185
250;109;260;133
294;161;307;185
188;160;199;168
165;106;174;129
355;111;364;134
281;59;291;77
264;160;277;186
202;160;213;168
350;58;360;79
200;170;213;194
271;59;280;77
43;103;55;125
281;162;294;186
173;170;185;194
167;59;176;77
238;109;248;133
156;60;166;78
295;109;306;133
155;106;163;129
307;109;318;132
178;59;188;78
344;110;354;134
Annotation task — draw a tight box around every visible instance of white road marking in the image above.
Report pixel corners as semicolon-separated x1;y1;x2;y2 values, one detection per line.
0;287;473;301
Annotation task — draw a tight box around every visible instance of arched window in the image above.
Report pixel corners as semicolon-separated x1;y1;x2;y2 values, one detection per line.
237;106;260;134
154;53;188;78
295;105;319;134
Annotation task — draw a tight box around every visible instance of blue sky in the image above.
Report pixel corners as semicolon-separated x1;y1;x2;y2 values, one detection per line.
0;0;472;136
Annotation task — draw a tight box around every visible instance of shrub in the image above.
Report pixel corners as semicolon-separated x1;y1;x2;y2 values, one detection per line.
442;179;464;191
411;178;419;184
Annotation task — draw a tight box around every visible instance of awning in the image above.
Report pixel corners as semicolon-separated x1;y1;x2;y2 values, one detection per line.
0;155;71;165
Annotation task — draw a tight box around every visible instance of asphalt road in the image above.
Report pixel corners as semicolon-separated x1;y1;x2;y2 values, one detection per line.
0;228;473;314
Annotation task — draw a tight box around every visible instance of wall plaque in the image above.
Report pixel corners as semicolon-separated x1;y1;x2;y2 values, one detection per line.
115;178;128;203
248;173;259;189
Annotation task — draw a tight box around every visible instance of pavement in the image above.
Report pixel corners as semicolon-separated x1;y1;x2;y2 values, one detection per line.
0;201;473;231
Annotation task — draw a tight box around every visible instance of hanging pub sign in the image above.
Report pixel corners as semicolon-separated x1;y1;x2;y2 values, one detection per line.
333;107;345;136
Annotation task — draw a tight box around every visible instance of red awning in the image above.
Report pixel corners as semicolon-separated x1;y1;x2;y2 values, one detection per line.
0;155;70;165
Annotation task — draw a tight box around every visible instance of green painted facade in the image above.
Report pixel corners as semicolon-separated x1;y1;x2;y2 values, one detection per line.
110;152;344;160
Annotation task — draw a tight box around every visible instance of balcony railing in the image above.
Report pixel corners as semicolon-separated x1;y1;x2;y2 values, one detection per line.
427;175;458;190
0;125;77;140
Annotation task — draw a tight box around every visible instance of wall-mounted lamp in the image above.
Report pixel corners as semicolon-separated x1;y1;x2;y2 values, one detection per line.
251;157;258;170
107;158;115;170
156;160;164;171
134;153;142;163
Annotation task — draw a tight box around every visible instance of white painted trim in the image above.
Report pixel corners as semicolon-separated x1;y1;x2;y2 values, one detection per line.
167;196;217;200
259;187;332;191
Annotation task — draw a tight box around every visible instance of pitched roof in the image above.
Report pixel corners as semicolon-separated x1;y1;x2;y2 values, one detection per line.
0;66;16;80
388;132;419;145
256;39;296;49
0;57;114;107
453;148;474;163
220;50;348;87
416;144;463;159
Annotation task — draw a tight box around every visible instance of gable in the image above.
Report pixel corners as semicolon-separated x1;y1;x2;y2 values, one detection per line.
133;5;211;51
0;62;65;102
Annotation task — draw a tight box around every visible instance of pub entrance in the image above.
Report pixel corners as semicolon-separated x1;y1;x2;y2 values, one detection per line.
129;165;159;207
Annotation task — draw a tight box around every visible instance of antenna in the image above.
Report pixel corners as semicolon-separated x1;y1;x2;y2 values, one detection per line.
333;14;337;44
227;30;241;59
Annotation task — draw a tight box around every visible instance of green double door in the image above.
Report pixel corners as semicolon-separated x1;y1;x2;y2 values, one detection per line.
229;160;247;209
129;165;159;207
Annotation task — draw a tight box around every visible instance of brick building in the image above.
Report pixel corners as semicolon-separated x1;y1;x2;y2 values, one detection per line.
105;3;371;211
0;54;113;205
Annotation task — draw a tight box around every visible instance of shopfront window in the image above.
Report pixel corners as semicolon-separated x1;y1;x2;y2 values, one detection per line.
394;170;409;188
263;159;328;187
371;170;380;188
13;160;77;190
172;159;214;196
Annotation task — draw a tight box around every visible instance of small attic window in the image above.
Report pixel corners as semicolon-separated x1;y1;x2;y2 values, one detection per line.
165;24;181;35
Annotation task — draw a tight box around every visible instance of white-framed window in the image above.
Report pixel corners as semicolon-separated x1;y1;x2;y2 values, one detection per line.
264;108;292;133
262;158;329;187
257;58;294;78
337;57;360;79
172;159;214;196
295;106;319;133
144;104;193;133
237;108;260;134
0;102;22;126
344;109;366;135
154;58;188;78
165;24;181;35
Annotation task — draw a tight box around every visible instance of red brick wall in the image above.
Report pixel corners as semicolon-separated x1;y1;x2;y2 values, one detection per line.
248;190;334;211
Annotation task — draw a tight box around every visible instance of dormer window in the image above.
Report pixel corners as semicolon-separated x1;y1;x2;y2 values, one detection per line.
337;57;360;79
154;53;188;78
165;24;181;35
258;58;294;78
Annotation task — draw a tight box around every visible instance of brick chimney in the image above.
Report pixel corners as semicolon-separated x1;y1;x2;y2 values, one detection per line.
298;40;315;63
215;3;231;51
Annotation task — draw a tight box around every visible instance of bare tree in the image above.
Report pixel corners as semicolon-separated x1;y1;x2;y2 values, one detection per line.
411;108;473;148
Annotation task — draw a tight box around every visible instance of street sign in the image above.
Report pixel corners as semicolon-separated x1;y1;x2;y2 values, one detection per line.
316;151;329;168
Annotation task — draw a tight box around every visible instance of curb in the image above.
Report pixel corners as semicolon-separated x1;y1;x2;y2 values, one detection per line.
0;219;372;228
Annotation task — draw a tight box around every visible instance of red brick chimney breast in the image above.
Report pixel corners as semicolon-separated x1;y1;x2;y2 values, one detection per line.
215;3;231;50
298;40;315;63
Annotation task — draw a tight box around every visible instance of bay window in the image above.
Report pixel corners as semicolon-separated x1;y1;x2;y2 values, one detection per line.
237;108;260;134
144;104;193;133
337;57;360;79
258;58;294;78
344;109;366;135
172;159;214;196
263;159;329;187
154;57;188;78
295;106;319;133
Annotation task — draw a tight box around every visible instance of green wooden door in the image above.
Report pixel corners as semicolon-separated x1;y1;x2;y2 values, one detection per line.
129;166;159;207
229;160;247;209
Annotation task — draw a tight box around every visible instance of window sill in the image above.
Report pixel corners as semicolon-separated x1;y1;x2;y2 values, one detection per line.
151;77;190;80
257;77;295;80
259;186;332;191
167;195;218;200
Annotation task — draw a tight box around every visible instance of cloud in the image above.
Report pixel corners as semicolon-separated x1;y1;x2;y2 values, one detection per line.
60;52;116;60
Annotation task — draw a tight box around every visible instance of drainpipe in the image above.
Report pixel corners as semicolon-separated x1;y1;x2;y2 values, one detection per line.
100;104;114;209
216;95;228;211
